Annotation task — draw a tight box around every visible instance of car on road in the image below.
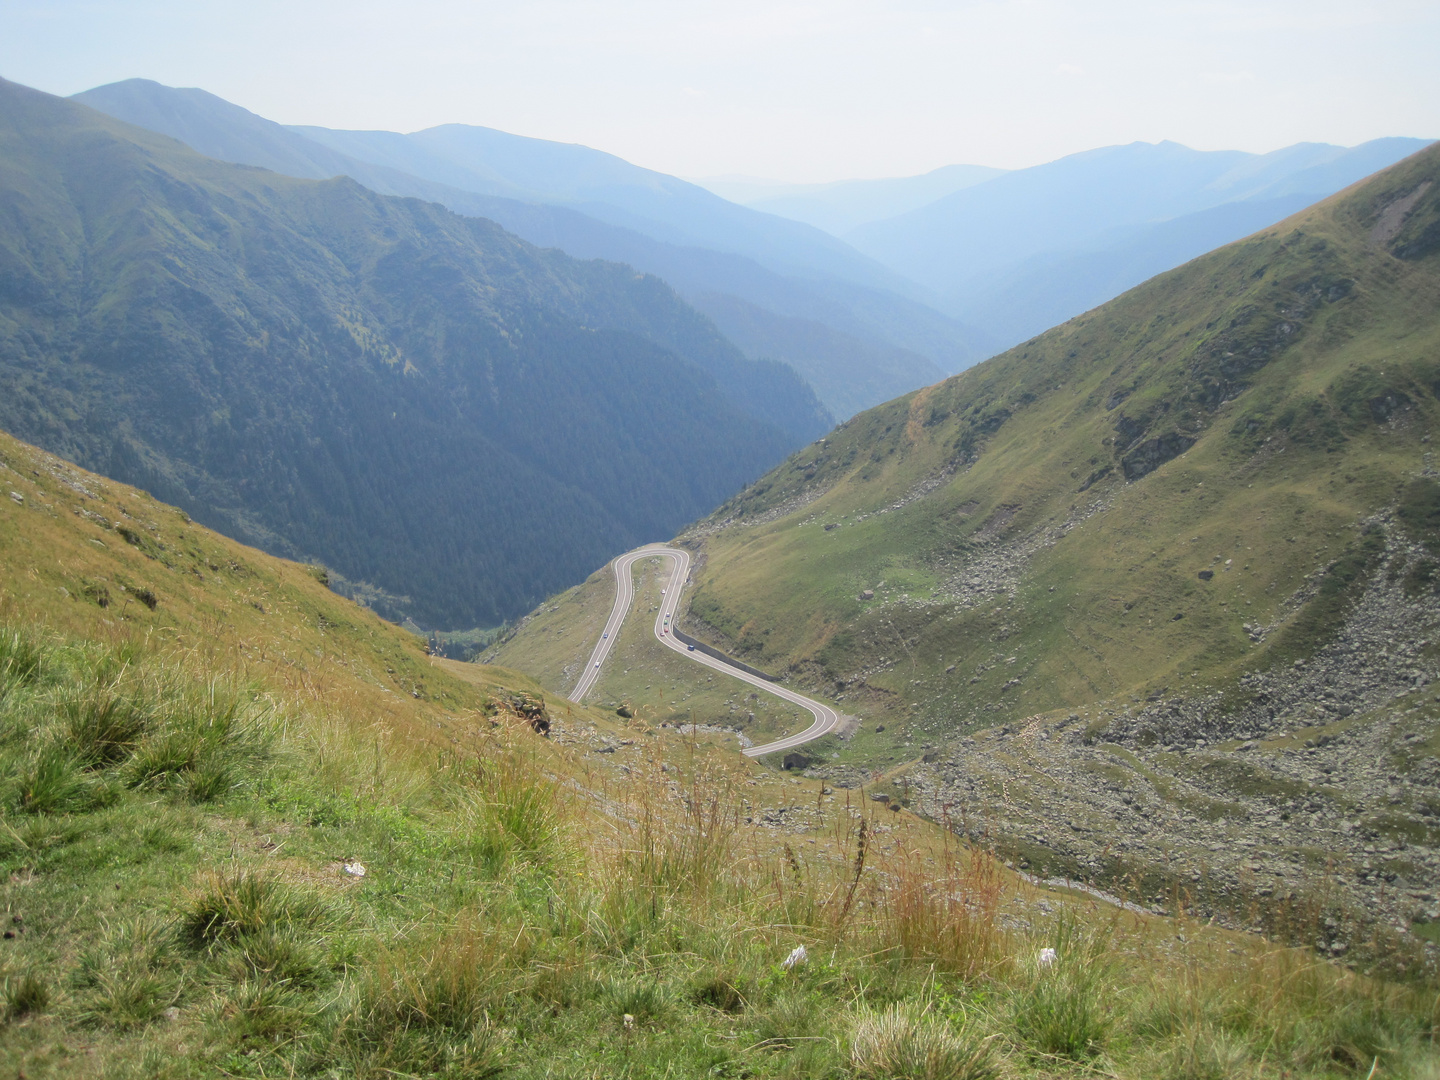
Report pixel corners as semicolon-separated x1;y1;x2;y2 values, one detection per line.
687;645;695;651
602;632;607;639
595;662;600;668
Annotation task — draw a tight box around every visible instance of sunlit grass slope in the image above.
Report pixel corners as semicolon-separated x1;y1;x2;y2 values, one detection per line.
3;434;1434;1076
678;144;1440;742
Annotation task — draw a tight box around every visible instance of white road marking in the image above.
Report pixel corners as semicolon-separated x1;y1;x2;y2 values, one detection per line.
571;544;842;757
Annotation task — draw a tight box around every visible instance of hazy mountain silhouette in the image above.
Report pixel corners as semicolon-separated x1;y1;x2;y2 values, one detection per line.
75;79;988;415
847;138;1434;347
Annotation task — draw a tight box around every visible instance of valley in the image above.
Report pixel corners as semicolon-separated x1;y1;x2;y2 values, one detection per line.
0;28;1437;1075
493;141;1440;974
10;428;1429;1078
0;77;828;631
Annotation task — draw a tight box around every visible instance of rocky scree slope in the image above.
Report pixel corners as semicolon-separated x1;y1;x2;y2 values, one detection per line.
0;77;823;629
658;144;1440;958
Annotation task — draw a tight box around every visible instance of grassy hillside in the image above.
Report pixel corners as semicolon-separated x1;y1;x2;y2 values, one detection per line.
3;435;1435;1077
498;144;1440;958
0;76;831;630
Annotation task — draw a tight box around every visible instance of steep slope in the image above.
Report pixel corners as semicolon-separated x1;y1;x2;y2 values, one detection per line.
851;138;1434;348
503;144;1440;940
8;430;1430;1080
0;76;819;629
0;429;495;717
75;77;990;414
66;79;834;436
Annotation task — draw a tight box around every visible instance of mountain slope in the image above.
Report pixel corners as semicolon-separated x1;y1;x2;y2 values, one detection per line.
689;292;945;422
499;143;1440;941
75;78;903;293
0;76;820;629
287;120;911;292
8;428;1429;1080
952;193;1321;346
691;139;1440;731
850;138;1434;347
74;79;987;411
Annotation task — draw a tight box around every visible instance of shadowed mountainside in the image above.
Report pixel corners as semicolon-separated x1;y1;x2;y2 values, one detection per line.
0;77;824;628
75;79;988;414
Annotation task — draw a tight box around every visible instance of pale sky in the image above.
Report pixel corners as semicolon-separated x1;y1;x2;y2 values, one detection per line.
4;0;1438;182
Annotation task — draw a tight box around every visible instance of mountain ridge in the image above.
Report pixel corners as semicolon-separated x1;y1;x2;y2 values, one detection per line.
847;136;1435;349
492;141;1440;946
0;76;824;628
74;77;986;413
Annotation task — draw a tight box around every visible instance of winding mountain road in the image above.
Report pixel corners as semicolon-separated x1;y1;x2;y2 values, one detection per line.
571;544;844;758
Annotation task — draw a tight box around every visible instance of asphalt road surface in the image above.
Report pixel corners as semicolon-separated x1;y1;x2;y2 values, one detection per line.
571;544;843;758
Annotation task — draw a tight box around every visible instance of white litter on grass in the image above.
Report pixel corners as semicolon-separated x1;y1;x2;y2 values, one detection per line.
1038;947;1057;967
781;945;808;970
343;861;367;877
623;1013;635;1030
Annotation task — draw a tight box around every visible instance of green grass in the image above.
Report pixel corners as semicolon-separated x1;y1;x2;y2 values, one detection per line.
1;620;1433;1078
0;432;1434;1077
596;143;1440;763
489;145;1440;966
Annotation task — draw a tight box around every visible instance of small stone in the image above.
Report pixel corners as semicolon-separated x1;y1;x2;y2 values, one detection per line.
623;1013;635;1029
163;1006;181;1022
8;492;21;504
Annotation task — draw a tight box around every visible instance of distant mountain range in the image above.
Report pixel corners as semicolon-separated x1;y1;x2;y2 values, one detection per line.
846;137;1436;346
706;138;1436;352
77;80;1432;411
0;76;830;629
73;79;981;418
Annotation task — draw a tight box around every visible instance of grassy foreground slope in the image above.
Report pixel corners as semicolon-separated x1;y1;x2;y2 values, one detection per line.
3;436;1436;1077
499;145;1440;951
